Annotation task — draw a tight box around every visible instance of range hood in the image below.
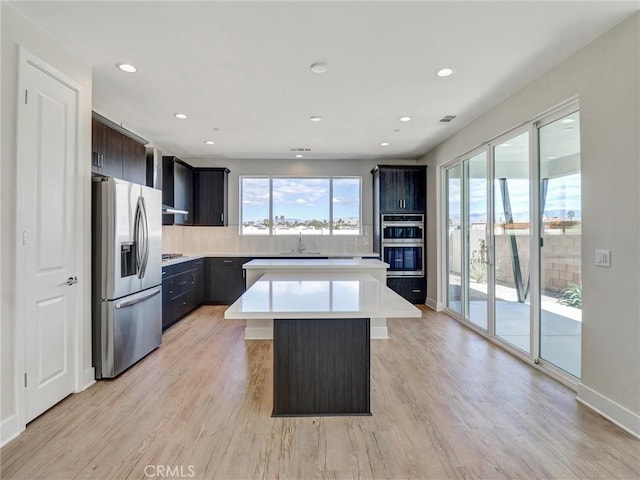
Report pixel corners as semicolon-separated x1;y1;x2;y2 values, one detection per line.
146;146;190;216
162;205;188;215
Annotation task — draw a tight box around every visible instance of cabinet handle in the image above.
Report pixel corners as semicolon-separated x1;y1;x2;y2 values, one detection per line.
412;289;422;293
220;213;224;223
223;260;232;263
99;153;104;168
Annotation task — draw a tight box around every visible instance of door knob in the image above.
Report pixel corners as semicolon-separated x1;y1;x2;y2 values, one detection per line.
66;276;78;285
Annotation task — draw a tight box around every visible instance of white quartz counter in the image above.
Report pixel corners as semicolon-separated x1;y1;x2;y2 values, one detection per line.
243;258;388;270
225;272;420;320
183;252;379;258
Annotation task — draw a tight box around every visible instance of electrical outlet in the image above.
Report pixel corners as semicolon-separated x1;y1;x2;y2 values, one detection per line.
595;249;611;267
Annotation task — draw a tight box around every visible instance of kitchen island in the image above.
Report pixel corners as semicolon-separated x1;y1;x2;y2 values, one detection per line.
225;271;420;416
241;258;390;339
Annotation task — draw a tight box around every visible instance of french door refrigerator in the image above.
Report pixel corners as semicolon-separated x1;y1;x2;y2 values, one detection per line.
92;177;162;379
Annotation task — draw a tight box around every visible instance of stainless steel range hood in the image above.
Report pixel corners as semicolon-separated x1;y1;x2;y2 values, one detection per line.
146;146;190;216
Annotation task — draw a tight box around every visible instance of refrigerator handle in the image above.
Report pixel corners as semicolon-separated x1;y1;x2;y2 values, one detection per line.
114;287;161;309
134;197;143;277
137;196;150;279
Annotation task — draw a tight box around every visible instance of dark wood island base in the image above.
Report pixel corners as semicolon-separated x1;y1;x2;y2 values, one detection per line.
272;318;371;417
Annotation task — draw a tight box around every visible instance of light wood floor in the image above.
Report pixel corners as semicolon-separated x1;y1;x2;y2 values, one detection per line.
2;306;638;480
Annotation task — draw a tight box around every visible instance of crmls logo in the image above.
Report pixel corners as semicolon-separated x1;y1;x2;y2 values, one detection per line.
144;465;196;478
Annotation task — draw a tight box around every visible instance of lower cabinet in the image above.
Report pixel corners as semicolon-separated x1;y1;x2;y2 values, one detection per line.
204;257;251;304
162;258;205;330
386;277;426;304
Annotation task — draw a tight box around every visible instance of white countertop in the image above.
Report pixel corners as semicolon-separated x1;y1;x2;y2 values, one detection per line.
187;252;379;258
225;272;420;320
243;258;389;270
161;253;380;267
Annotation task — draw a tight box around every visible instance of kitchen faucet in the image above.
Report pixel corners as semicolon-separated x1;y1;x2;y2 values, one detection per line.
297;232;306;253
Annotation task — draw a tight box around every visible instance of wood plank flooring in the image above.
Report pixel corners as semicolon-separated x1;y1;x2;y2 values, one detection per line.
1;306;638;479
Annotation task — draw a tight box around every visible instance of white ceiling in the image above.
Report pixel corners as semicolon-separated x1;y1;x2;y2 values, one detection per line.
9;1;638;162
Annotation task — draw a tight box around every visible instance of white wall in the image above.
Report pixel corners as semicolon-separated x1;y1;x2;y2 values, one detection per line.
1;3;93;445
164;157;415;255
421;13;640;436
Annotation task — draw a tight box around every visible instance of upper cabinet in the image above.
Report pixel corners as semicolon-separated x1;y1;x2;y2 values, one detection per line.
373;166;426;213
163;157;194;226
91;114;147;185
163;159;229;227
194;168;229;226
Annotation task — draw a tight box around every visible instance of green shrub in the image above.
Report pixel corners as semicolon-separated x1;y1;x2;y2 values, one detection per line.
469;240;487;283
559;283;582;308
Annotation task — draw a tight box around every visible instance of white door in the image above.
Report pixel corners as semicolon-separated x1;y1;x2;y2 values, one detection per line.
17;57;79;422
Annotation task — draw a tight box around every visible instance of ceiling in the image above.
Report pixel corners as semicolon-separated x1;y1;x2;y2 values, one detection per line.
9;1;638;162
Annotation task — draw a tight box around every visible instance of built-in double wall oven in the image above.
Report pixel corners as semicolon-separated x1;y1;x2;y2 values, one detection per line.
381;214;424;277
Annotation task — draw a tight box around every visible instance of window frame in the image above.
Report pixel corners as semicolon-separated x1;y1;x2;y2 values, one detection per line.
239;175;362;236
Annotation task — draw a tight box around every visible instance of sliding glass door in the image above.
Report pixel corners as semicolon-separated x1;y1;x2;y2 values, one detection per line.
493;130;531;353
446;165;462;314
538;109;582;377
443;102;581;381
464;152;489;330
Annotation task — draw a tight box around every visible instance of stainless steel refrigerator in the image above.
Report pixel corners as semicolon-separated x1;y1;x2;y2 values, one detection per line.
92;177;162;379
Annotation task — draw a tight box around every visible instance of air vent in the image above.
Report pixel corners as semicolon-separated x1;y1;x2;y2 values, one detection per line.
439;115;457;123
289;148;312;152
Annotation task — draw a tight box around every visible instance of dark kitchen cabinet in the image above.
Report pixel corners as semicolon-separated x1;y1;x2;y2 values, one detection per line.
205;257;250;304
373;166;426;213
92;115;148;184
194;168;229;226
162;157;194;225
92;119;123;179
122;137;146;186
162;258;204;330
372;165;427;304
386;277;425;304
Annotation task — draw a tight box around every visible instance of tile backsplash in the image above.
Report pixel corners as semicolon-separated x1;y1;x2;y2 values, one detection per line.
163;225;374;255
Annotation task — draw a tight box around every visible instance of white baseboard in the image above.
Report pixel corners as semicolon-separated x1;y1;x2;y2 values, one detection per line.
244;327;274;340
371;326;388;339
577;383;640;439
79;367;96;391
1;414;20;447
425;297;443;311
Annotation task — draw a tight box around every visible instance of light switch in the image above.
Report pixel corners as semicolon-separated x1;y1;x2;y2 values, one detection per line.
595;249;611;267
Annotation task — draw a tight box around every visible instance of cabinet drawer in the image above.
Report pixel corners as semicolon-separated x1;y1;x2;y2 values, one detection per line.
162;258;203;278
386;277;425;304
207;257;250;267
164;271;193;298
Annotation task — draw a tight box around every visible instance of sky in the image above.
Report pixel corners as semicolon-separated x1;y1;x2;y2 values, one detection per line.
241;177;361;223
448;174;581;224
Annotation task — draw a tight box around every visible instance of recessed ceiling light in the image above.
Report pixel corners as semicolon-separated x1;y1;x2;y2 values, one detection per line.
295;154;303;158
310;62;327;74
499;143;511;147
117;63;137;73
547;156;558;160
174;113;187;119
560;118;575;124
204;140;215;145
380;142;390;147
310;116;322;122
399;116;412;122
436;67;454;77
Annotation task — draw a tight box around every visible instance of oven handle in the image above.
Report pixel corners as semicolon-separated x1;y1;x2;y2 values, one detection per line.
382;242;424;247
381;222;424;227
